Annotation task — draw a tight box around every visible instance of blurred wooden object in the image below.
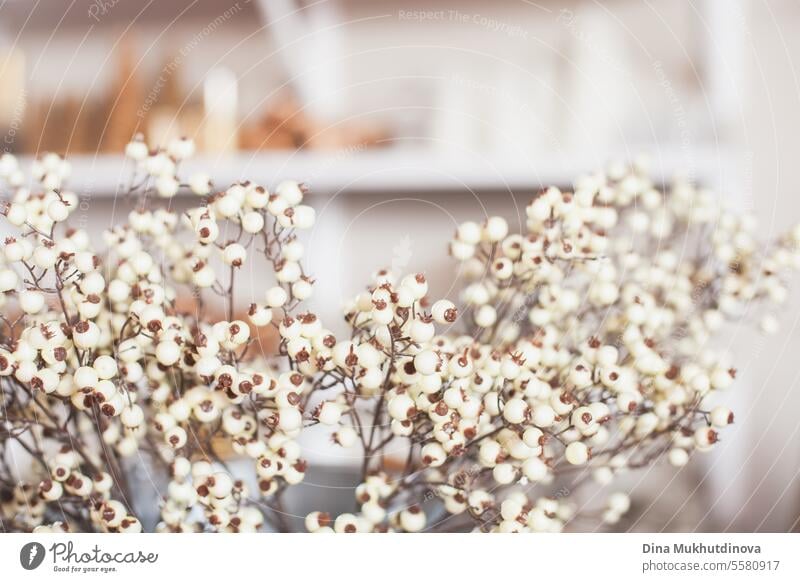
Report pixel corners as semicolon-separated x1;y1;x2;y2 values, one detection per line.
24;94;111;156
18;46;389;155
102;37;143;153
240;92;388;151
145;55;186;148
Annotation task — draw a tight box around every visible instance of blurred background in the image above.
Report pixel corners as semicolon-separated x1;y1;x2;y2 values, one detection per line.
1;0;799;532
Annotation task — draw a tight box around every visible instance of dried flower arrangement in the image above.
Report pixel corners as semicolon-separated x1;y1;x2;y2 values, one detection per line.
1;138;798;533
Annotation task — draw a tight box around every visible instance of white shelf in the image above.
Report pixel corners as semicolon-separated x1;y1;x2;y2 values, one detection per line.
19;146;731;198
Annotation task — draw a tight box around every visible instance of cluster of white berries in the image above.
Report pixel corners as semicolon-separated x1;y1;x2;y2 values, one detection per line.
300;161;799;532
158;458;263;532
1;143;797;533
0;139;319;533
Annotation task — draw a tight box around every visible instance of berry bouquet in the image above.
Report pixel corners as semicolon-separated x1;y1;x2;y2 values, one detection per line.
0;139;798;533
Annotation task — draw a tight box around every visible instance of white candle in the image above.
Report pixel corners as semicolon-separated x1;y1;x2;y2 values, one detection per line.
203;67;238;152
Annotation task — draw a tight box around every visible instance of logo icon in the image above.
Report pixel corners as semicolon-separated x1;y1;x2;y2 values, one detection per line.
20;542;46;570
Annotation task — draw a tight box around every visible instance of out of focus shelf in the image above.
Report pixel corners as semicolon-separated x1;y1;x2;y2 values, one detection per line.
18;146;731;197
